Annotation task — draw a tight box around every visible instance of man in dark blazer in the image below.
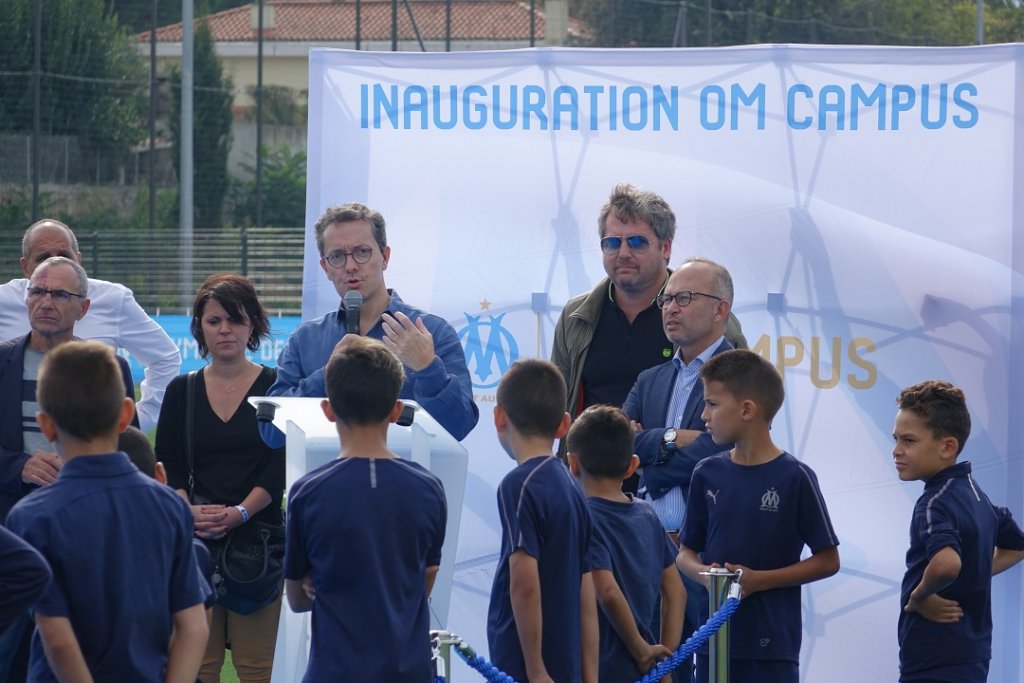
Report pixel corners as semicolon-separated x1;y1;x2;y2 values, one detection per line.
623;257;737;676
0;256;138;522
625;257;737;503
0;256;138;681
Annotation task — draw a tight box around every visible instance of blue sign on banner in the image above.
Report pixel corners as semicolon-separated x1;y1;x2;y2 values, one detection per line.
122;315;302;380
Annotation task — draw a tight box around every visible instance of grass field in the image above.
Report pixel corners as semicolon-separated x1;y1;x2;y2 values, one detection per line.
222;650;239;683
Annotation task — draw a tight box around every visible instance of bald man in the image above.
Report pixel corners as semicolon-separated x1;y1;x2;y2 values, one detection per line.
0;220;179;432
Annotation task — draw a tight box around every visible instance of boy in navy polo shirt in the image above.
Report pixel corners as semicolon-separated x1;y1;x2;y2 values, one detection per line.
284;336;447;681
118;425;217;616
677;350;840;683
893;380;1024;683
566;404;685;683
6;341;209;682
487;359;597;683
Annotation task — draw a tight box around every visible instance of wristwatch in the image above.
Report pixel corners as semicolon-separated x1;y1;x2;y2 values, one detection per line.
662;428;678;455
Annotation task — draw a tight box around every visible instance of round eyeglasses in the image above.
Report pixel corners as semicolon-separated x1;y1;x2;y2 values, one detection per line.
323;246;374;268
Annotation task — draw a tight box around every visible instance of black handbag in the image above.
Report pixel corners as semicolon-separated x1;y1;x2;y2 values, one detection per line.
185;370;286;615
213;519;285;615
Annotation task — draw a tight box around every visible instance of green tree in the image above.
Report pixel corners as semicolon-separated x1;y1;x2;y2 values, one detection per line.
572;0;1024;47
0;0;145;148
231;143;307;228
242;85;308;126
170;18;234;228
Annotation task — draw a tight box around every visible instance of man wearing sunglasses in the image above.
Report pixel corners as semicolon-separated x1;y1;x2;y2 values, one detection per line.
551;184;745;460
0;256;138;681
264;202;478;443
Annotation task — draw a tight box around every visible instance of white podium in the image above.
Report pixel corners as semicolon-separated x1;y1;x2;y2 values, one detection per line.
249;397;469;683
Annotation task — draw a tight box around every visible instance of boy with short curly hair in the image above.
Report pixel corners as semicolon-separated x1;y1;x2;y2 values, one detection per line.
894;380;1024;683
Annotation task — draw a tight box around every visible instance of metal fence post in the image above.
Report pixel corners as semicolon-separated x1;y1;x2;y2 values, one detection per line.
241;225;249;276
89;231;100;278
530;0;536;47
430;630;453;681
705;567;738;683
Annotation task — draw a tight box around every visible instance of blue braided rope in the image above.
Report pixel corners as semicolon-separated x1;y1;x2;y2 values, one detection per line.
435;595;740;683
452;642;519;683
636;596;741;683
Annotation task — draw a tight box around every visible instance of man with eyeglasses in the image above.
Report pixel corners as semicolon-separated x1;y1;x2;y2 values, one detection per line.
0;219;179;434
551;184;745;461
0;256;138;681
622;257;739;678
264;203;478;443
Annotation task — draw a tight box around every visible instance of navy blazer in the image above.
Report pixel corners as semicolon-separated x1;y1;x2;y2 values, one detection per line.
0;334;138;522
623;338;733;501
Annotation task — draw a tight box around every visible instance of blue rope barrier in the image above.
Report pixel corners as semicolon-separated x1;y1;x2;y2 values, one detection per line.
636;595;741;683
432;586;741;683
451;641;518;683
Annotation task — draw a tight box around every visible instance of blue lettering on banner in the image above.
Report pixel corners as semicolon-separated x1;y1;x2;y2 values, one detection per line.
120;315;302;384
952;82;979;128
784;81;979;131
362;83;681;132
359;81;979;132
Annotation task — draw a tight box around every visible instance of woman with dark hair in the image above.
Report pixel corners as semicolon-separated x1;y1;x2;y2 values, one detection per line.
156;273;284;683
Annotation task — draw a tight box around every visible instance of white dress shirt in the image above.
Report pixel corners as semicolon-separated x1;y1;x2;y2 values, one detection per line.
0;278;181;433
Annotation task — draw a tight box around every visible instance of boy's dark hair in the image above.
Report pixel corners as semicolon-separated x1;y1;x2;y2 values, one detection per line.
118;426;156;478
896;380;971;455
700;349;785;421
38;341;126;441
566;405;634;478
191;273;271;359
325;337;403;425
495;359;567;438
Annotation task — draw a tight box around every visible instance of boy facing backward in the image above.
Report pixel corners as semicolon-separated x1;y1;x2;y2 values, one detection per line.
6;341;209;682
566;404;685;683
283;335;447;681
892;380;1024;683
675;349;840;683
488;359;598;683
118;425;217;617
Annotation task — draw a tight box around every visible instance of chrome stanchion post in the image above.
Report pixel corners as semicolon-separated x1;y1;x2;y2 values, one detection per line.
430;630;454;681
702;567;741;683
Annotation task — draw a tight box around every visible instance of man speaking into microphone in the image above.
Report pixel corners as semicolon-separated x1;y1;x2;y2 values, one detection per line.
263;203;478;443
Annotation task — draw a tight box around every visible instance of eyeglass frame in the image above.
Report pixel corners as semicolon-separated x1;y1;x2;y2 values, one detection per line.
655;290;722;309
26;286;85;304
322;246;375;268
599;234;653;253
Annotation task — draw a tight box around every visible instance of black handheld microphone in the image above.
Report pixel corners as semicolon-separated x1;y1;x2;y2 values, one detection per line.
255;401;278;424
343;290;362;336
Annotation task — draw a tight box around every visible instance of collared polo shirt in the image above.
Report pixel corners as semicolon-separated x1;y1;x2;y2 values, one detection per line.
6;452;207;682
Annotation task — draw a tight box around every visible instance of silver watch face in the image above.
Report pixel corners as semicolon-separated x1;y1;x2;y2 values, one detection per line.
664;429;677;446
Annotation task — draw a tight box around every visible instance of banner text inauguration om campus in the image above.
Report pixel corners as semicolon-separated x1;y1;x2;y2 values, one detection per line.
361;81;979;132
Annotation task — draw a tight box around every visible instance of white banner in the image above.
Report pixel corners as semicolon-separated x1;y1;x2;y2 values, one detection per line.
304;45;1024;681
